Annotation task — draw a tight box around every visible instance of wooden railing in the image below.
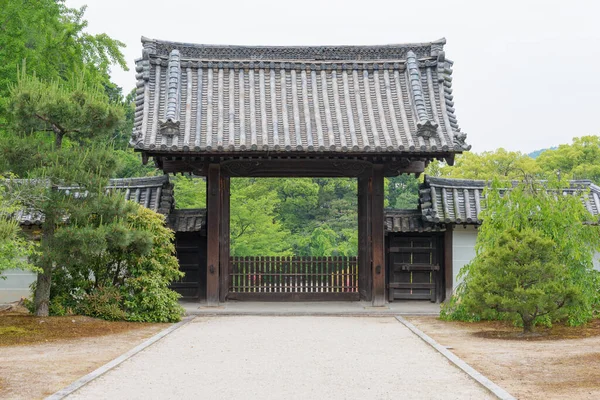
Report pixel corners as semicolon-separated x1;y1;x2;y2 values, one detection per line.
229;256;359;300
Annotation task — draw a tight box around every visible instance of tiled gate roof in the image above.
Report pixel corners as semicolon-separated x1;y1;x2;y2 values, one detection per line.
131;38;470;155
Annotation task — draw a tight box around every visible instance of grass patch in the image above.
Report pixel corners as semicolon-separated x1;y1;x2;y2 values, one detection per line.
0;308;167;346
0;326;36;336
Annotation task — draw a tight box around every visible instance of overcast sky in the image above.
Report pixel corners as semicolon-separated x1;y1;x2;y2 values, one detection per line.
65;0;599;153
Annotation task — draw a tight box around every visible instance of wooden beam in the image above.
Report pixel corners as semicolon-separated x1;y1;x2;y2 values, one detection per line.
444;226;454;301
221;158;372;178
219;174;230;302
357;174;372;301
162;159;209;175
371;164;386;306
206;164;221;305
383;159;426;176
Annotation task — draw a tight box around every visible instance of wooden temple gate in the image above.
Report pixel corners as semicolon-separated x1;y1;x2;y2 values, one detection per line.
131;37;470;305
206;161;388;305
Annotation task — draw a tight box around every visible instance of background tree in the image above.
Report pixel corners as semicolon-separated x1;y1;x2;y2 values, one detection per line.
229;179;292;256
386;175;419;209
536;136;600;184
5;72;124;316
426;149;541;180
0;0;126;113
173;176;207;209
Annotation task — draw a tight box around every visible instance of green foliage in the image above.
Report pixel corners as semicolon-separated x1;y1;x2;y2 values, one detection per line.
173;176;207;209
439;288;482;322
536;136;600;184
9;70;124;148
4;69;127;316
426;137;600;185
230;179;293;256
176;177;360;257
0;179;37;276
386;175;419;209
457;228;580;333
49;197;183;322
426;148;541;180
0;1;157;319
528;147;556;159
443;179;600;328
0;0;126;109
75;287;127;321
226;178;360;257
302;225;343;256
121;207;184;322
112;149;158;178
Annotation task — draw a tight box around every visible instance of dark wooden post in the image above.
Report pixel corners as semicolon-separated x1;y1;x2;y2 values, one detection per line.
219;174;230;303
357;173;372;301
371;164;385;306
206;163;221;305
444;226;453;301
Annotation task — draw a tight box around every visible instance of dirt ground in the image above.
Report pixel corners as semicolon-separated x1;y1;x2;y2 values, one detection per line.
406;316;600;400
0;307;167;400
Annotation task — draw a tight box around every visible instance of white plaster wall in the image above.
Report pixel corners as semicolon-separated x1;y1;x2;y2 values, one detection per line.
593;252;600;272
452;226;478;290
0;269;36;303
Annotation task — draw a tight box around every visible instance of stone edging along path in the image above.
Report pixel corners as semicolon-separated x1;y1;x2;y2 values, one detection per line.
45;316;195;400
395;316;516;400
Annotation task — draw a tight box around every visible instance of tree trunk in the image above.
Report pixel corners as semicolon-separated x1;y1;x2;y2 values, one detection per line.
33;263;52;317
55;132;63;149
522;316;534;334
34;207;56;317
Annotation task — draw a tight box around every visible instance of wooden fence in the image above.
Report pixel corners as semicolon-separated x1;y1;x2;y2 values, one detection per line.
228;256;359;301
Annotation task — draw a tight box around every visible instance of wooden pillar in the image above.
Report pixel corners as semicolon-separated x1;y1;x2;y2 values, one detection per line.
219;175;230;303
206;164;221;305
444;226;454;301
357;174;372;301
371;164;385;306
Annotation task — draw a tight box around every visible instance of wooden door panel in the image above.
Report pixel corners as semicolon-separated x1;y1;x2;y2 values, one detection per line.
387;234;441;302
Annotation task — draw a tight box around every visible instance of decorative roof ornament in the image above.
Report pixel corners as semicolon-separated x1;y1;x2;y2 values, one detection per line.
406;51;439;139
417;120;438;139
453;131;471;151
159;119;181;138
160;50;181;138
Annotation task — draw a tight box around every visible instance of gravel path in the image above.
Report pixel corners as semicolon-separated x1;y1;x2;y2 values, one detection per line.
68;316;493;400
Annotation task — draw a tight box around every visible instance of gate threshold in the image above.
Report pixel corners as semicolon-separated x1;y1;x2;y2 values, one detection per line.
181;301;440;317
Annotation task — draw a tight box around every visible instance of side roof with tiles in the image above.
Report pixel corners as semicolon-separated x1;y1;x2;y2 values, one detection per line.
420;177;600;224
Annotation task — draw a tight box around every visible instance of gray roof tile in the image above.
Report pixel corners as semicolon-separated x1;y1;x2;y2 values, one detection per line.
421;177;600;224
131;38;469;154
167;209;206;232
384;209;444;232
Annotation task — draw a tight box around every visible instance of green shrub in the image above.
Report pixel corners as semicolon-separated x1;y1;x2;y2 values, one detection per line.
458;228;580;333
48;195;184;322
76;286;127;321
443;179;600;330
